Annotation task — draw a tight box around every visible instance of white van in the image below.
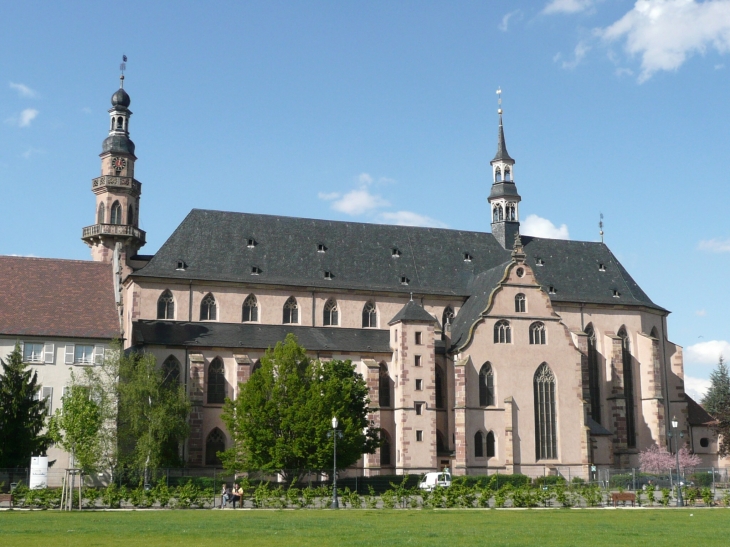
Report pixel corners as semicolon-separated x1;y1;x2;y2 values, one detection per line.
418;471;452;491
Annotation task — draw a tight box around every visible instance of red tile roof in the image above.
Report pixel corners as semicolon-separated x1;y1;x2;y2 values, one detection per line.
0;256;120;340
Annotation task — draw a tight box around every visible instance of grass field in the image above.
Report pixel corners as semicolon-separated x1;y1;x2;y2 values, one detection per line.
1;509;728;547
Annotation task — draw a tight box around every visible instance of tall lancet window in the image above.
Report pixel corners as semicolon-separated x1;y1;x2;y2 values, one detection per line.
200;293;217;321
323;299;339;326
494;320;511;344
110;201;122;225
504;167;511;181
442;306;454;336
479;363;495;407
493;204;504;223
585;325;601;424
157;290;174;320
127;205;134;226
534;363;557;460
495;167;502;182
506;203;516;220
283;297;299;324
619;328;636;448
242;294;258;322
98;202;105;224
379;363;391;408
362;301;377;328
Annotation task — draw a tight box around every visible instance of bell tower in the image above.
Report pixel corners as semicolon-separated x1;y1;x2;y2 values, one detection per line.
488;88;521;249
81;66;145;266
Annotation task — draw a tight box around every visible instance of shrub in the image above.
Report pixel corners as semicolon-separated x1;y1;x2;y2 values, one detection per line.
660;488;671;507
494;485;511;508
701;487;714;506
102;483;126;509
174;480;203;508
583;485;603;507
534;475;566;487
646;487;655;506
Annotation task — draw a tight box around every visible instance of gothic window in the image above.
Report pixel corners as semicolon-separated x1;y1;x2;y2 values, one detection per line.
474;431;484;458
283;296;299;324
493;204;504;223
205;428;226;466
98;202;105;224
110;201;122;225
486;431;496;458
585;325;601;424
116;116;124;130
200;293;217;321
534;363;557;460
495;167;502;182
529;322;546;345
442;306;454;335
494;320;511;344
242;294;258;322
380;431;392;466
362;301;377;328
207;358;226;404
379;363;391;407
435;366;444;409
323;299;339;326
506;203;516;220
436;430;447;454
252;360;262;375
619;328;636;448
157;290;175;320
162;355;181;387
504;167;511;181
515;293;526;313
479;363;495;407
127;205;134;226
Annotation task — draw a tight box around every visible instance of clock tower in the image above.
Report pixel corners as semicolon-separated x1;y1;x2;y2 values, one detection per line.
81;72;146;267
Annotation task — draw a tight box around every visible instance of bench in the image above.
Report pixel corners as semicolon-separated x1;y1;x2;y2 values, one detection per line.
611;492;636;507
0;494;13;508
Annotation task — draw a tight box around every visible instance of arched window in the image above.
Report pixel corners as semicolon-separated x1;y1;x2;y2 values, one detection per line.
110;201;122;225
98;202;105;224
494;320;511;344
116;116;124;130
487;431;496;458
493;204;504;223
529;322;546;345
283;297;298;324
534;363;557;460
380;431;392;466
251;360;262;375
362;301;377;328
504;167;511;181
619;328;636;448
515;293;526;313
479;363;495;407
205;428;226;466
585;325;601;424
157;290;174;320
242;294;258;322
495;167;502;182
650;326;659;339
436;430;447;454
162;355;181;387
127;204;134;226
442;306;454;335
506;203;516;220
323;299;339;326
200;293;217;321
207;358;226;404
435;366;444;409
379;363;391;408
474;431;484;458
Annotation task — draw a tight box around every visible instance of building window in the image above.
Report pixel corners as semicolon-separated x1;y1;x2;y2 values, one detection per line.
162;356;181;387
415;355;422;367
415;332;422;345
415;379;423;391
362;301;377;328
207;358;226;404
283;296;299;324
323;299;339;326
700;438;709;448
435;366;444;409
380;431;392;466
493;204;504;222
474;431;484;458
251;360;262;375
415;402;424;415
585;325;601;424
242;294;258;322
157;290;175;320
619;328;636;448
200;293;217;321
23;342;44;363
442;306;454;335
534;363;557;460
515;293;526;313
97;202;105;224
127;204;134;226
205;428;226;466
437;431;447;454
506;203;516;220
494;320;511;344
504;167;511;181
479;363;495;407
379;363;391;407
495;167;502;182
416;430;424;442
486;431;496;458
74;345;95;365
110;201;122;225
529;322;546;345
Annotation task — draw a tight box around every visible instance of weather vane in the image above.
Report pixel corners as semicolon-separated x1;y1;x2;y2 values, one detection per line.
496;87;502;115
119;55;127;88
599;213;604;243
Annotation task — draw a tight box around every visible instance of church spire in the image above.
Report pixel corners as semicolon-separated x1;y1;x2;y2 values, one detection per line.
488;88;521;249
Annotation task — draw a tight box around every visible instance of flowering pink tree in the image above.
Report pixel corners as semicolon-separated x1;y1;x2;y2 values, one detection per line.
639;444;701;472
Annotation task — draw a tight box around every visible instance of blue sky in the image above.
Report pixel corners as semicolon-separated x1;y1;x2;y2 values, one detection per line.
1;0;729;397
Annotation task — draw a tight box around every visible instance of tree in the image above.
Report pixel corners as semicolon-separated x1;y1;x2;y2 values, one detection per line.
117;349;190;482
0;344;52;468
221;334;379;483
639;444;701;473
702;356;730;418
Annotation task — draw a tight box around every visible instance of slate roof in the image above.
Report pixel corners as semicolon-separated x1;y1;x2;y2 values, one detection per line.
492;116;514;163
686;394;715;425
587;416;612;436
132;320;392;353
388;300;438;325
133;210;662;312
0;256;119;339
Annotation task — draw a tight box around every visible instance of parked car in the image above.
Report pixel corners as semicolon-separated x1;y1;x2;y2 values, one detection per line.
418;472;452;492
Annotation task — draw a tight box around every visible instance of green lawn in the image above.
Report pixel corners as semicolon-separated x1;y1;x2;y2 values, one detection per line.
1;509;728;546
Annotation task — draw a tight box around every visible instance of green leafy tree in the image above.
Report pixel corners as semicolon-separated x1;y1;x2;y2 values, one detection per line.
702;356;730;417
117;349;190;481
221;334;379;483
0;344;52;467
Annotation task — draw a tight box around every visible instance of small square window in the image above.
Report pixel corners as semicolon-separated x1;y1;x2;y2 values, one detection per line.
415;355;422;367
415;402;424;415
324;271;333;280
612;289;620;298
247;239;257;248
598;264;606;272
415;379;423;391
176;260;187;271
392;248;401;258
416;430;423;442
415;332;422;345
23;343;44;363
317;244;327;253
463;253;473;262
536;258;544;266
400;276;410;285
251;266;261;275
548;286;556;294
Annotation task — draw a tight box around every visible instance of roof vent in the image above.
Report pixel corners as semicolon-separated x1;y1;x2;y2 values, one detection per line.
598;264;606;272
400;276;410;285
535;258;545;266
324;270;333;280
247;238;257;248
251;266;262;275
318;244;327;253
392;248;402;258
548;286;556;295
176;260;187;271
463;253;473;262
612;289;620;298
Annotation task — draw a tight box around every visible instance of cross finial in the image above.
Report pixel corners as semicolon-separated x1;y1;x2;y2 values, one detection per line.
409;292;413;302
119;55;127;88
599;213;604;243
496;87;502;115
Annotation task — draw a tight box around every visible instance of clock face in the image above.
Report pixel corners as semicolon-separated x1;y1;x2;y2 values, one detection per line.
112;157;127;172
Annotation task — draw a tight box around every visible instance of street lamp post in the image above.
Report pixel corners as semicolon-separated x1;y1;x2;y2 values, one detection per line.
330;416;342;509
671;416;684;507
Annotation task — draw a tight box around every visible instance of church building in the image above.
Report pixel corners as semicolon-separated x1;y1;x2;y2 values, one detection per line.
81;75;694;478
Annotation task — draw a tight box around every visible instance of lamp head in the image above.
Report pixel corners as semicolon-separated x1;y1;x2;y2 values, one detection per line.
332;416;338;429
672;416;678;429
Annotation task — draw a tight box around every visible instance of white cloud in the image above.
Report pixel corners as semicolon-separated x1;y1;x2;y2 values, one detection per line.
9;82;37;98
716;62;726;68
698;237;730;252
19;108;39;127
695;309;707;316
560;41;591;69
377;211;448;228
615;67;634;76
598;0;730;83
318;191;340;201
544;0;595;14
685;340;730;365
499;10;523;32
22;147;43;159
330;188;390;215
521;214;570;239
685;375;711;401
